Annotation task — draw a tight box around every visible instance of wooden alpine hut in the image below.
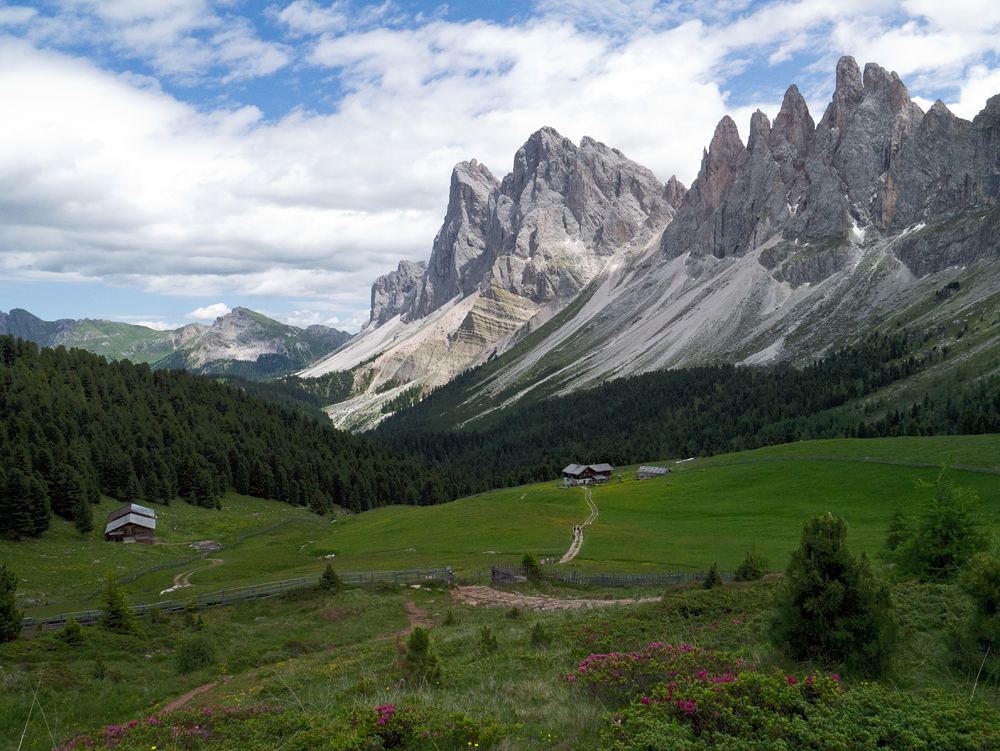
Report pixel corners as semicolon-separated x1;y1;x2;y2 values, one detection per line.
104;503;157;544
562;463;614;486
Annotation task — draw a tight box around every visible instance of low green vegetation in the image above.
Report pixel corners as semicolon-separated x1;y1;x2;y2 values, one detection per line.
4;561;999;750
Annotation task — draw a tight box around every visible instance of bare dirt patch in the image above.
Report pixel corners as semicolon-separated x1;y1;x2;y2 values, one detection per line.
321;606;360;622
450;585;658;612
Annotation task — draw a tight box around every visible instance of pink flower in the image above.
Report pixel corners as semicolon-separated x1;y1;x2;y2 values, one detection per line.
640;697;651;705
786;676;798;685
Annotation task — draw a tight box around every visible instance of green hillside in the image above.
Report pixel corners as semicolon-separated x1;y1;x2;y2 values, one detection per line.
10;436;999;621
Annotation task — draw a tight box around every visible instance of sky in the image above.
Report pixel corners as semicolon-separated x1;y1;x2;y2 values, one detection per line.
1;1;999;332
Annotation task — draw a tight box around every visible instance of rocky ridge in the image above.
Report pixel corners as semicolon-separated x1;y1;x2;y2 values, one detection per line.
305;57;1000;431
1;307;351;379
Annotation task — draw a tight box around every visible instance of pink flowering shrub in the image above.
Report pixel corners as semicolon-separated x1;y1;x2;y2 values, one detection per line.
568;642;746;705
51;704;287;751
342;704;501;750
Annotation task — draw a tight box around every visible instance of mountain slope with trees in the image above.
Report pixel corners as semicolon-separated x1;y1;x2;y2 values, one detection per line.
0;335;467;540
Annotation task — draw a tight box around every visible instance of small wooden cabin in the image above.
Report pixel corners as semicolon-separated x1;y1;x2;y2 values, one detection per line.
562;463;614;486
104;503;156;544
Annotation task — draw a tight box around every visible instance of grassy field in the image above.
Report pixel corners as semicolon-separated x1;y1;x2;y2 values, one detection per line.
6;435;1000;619
5;576;998;751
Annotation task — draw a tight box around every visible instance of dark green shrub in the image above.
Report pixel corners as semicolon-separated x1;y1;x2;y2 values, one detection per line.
401;627;441;684
734;550;768;582
960;553;1000;674
0;562;22;643
770;513;898;677
887;468;992;582
60;617;86;646
319;562;344;591
149;606;170;625
506;606;521;620
479;625;499;654
530;622;551;647
703;563;723;589
175;632;217;673
442;609;457;626
100;576;138;635
522;552;541;579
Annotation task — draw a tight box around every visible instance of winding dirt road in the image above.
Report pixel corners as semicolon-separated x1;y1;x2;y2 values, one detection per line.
159;558;224;595
558;487;598;564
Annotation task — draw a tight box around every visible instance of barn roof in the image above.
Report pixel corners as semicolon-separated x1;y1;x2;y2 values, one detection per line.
562;464;587;475
105;513;157;535
107;503;157;523
637;466;669;475
590;463;614;473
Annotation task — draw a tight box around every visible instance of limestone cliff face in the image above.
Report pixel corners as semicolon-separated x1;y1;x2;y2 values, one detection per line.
339;128;678;414
369;127;676;329
370;260;427;327
660;56;1000;286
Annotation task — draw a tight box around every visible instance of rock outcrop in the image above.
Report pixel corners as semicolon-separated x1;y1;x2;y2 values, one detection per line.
369;127;677;329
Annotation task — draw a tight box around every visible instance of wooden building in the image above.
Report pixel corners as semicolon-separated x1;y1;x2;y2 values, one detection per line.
562;463;614;486
104;503;157;544
636;466;671;480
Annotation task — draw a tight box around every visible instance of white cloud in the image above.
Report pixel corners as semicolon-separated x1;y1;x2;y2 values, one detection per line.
1;0;1000;330
186;302;231;320
132;319;184;330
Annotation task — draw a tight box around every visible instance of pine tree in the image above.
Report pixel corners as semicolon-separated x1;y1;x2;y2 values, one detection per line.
770;513;898;677
100;575;139;635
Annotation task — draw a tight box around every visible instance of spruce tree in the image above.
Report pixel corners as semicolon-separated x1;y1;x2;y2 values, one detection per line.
770;513;898;677
100;575;139;635
0;562;23;643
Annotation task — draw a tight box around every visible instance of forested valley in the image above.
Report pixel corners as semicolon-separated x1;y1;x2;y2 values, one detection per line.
372;331;1000;488
0;336;469;540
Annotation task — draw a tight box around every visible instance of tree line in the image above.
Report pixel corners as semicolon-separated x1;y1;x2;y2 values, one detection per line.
372;331;1000;488
0;336;468;540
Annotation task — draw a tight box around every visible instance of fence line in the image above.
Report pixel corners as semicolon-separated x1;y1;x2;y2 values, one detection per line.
490;563;733;587
82;516;331;600
23;566;453;632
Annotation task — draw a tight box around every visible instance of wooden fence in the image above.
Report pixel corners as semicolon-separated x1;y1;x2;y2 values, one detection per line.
22;566;453;632
491;563;733;587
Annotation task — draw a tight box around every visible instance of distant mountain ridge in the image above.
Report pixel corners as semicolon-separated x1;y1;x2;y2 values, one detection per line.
301;56;1000;431
0;307;351;379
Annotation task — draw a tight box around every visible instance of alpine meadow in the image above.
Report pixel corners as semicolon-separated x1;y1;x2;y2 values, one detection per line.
3;11;1000;750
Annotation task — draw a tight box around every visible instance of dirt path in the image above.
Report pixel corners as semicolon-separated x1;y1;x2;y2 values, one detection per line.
451;585;656;611
376;601;434;641
159;675;231;715
559;487;598;564
159;558;224;595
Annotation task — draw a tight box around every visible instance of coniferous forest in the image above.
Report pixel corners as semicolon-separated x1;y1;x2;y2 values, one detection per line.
372;332;1000;488
0;336;467;540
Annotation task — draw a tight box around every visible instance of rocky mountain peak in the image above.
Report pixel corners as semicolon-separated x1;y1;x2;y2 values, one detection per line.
817;55;865;136
664;175;687;208
369;259;428;327
748;110;772;152
771;84;814;157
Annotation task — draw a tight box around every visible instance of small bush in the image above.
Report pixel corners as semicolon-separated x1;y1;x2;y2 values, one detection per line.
703;563;723;590
522;552;541;579
92;655;108;680
530;622;551;647
175;632;217;674
319;562;344;592
442;610;457;626
734;550;767;582
506;606;521;620
149;606;170;625
958;552;1000;676
479;625;499;654
401;627;441;684
60;617;86;646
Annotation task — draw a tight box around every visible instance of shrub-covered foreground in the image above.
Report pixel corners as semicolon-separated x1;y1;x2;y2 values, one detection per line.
4;576;1000;751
